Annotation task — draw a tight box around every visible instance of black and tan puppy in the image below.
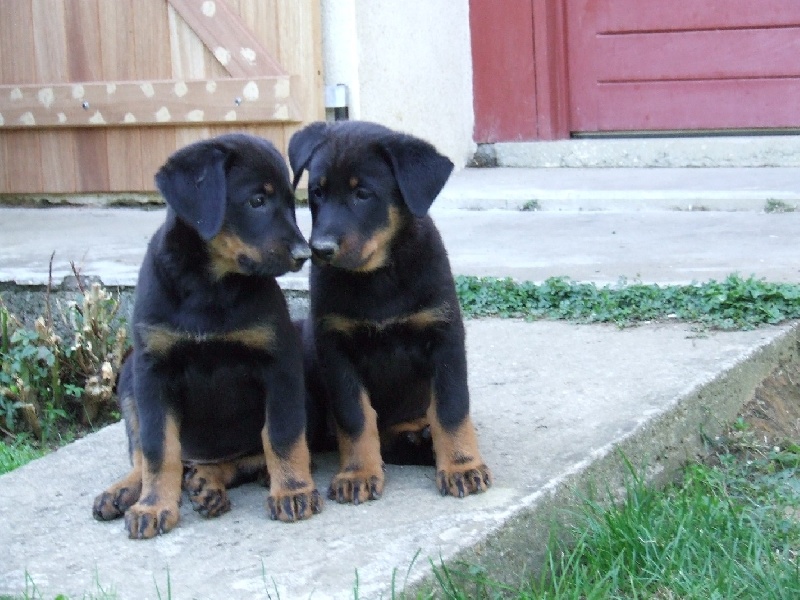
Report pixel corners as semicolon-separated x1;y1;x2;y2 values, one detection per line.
289;121;492;504
93;134;321;539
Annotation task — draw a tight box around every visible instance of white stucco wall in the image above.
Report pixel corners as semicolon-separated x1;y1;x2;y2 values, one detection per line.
321;0;476;168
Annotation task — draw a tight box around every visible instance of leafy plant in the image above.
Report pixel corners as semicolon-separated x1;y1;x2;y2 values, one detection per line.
456;274;800;329
0;281;128;442
765;199;796;214
520;200;541;212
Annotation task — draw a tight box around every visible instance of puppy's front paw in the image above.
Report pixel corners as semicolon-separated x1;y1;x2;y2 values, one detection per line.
93;484;140;521
266;488;322;521
328;470;385;505
436;463;492;498
124;501;179;539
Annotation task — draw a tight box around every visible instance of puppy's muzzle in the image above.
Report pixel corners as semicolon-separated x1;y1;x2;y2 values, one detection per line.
291;242;312;270
310;238;339;263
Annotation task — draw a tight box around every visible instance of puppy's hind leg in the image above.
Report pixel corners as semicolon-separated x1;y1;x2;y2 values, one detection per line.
183;454;268;518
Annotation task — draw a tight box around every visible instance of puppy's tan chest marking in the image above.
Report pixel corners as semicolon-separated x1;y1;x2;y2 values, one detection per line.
141;324;277;355
320;304;452;336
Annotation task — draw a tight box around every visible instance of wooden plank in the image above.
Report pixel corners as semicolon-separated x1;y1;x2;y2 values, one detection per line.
276;0;324;146
72;129;111;191
594;28;800;82
168;2;214;150
593;0;800;33
1;132;46;193
134;0;173;79
32;0;77;193
1;0;43;193
64;0;104;82
587;79;800;132
99;0;144;191
469;0;538;142
138;128;176;192
0;77;301;129
134;0;175;193
65;0;110;192
168;0;285;77
5;78;296;128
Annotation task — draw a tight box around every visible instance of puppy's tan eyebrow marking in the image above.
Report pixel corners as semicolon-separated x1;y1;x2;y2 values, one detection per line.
264;182;275;194
349;176;359;189
319;176;327;187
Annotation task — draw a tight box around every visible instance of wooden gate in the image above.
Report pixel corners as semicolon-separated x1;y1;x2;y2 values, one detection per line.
566;0;800;134
0;0;323;194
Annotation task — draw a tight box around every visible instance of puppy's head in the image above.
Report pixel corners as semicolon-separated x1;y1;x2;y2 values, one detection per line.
155;134;310;278
288;121;453;272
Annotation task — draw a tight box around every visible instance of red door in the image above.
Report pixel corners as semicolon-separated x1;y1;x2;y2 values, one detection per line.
567;0;800;134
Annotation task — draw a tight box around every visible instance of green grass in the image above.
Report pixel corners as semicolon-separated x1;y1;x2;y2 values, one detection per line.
456;274;800;329
427;438;800;599
0;436;47;474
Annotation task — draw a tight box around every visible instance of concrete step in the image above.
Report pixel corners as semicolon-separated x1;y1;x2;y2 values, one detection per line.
480;135;800;169
437;166;800;211
2;320;797;599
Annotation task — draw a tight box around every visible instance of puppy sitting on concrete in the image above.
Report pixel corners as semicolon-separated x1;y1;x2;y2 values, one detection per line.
93;134;321;539
289;121;492;504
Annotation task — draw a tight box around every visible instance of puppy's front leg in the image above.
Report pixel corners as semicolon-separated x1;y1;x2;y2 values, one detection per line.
262;363;322;521
321;343;384;504
124;357;183;539
428;332;492;498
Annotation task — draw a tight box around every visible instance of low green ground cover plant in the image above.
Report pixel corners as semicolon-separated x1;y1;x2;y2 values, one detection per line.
456;274;800;329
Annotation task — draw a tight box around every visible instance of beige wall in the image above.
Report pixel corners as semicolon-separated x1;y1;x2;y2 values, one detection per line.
321;0;475;168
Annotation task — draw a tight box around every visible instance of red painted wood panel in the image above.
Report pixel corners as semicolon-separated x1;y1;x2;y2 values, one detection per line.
567;0;800;133
593;0;800;33
531;0;569;139
594;79;800;131
470;0;538;142
595;28;800;82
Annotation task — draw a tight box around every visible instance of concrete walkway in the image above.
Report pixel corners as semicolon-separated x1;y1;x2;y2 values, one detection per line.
1;166;800;599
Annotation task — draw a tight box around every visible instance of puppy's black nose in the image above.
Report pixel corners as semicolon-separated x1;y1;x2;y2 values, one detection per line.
310;239;338;262
291;242;312;264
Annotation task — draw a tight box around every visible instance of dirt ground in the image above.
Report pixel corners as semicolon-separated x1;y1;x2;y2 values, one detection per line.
740;360;800;445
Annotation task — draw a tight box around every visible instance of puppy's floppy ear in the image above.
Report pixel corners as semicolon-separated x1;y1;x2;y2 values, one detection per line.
155;142;228;241
379;134;454;218
288;122;328;189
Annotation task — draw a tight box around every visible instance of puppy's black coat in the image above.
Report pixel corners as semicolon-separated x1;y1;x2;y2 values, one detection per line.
93;134;321;539
289;121;492;503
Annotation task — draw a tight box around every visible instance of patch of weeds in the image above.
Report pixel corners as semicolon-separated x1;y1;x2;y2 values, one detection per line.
765;199;797;213
1;262;129;459
456;273;800;329
520;200;541;212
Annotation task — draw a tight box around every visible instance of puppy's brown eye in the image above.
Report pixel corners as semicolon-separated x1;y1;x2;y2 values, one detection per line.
355;188;370;201
249;194;266;208
311;186;323;199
